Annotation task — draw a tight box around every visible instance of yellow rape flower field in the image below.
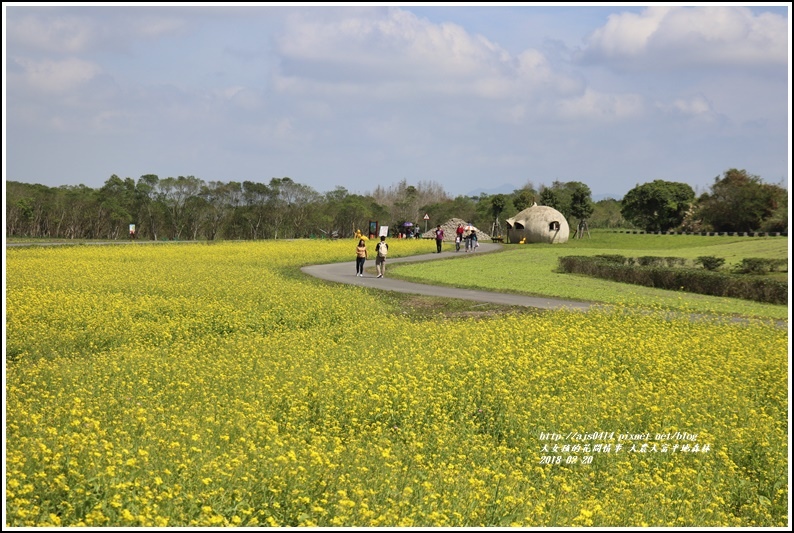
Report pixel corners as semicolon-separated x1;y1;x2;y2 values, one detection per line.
5;241;789;527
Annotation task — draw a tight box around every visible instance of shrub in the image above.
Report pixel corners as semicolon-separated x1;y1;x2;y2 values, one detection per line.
734;258;770;274
695;256;725;271
595;254;627;264
664;257;687;267
769;258;788;272
558;256;787;305
733;258;788;275
638;256;664;267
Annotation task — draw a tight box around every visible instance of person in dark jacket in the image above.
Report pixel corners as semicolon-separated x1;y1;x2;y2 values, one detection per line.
434;225;444;253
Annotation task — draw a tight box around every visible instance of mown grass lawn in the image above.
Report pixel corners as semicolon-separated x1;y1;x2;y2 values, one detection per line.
389;232;789;320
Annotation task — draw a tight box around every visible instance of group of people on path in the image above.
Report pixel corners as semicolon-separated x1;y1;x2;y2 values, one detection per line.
355;223;479;278
447;223;478;253
356;236;388;278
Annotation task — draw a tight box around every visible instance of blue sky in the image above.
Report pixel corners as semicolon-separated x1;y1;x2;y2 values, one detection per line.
3;3;790;199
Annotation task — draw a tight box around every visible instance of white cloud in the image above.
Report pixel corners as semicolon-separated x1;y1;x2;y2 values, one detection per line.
274;118;304;142
578;6;788;69
581;6;669;61
668;95;713;116
515;49;583;97
652;94;722;127
128;14;186;38
7;13;97;54
279;7;512;78
10;57;102;93
6;9;188;54
90;110;134;133
276;8;524;97
5;6;785;197
214;86;263;111
557;88;645;122
273;5;589;123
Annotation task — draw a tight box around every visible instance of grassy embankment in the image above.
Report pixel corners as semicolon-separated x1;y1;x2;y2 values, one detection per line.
388;231;789;321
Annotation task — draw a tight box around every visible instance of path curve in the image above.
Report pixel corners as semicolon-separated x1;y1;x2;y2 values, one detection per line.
301;242;594;312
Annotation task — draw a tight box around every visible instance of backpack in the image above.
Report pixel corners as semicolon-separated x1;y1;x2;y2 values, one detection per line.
377;242;388;257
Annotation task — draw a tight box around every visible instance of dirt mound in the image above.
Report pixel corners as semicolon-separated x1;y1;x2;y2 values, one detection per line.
421;218;491;241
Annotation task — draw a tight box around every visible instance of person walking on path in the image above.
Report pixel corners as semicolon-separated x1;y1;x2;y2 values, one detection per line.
470;230;479;252
355;239;368;277
456;223;464;244
375;236;388;278
434;225;444;253
455;234;461;252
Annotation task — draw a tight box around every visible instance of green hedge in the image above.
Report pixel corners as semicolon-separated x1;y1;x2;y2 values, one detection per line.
733;258;788;274
558;256;787;305
695;256;725;271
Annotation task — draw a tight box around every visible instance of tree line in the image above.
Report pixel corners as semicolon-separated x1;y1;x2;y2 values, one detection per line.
620;169;787;233
5;169;785;241
4;176;600;241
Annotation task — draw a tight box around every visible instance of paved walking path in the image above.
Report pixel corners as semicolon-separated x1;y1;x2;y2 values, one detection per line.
301;242;594;312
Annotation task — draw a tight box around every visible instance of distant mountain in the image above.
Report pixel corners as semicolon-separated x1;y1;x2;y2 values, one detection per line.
464;185;624;201
593;193;622;201
465;183;518;197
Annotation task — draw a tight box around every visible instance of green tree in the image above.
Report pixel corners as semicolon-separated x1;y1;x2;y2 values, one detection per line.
589;198;629;229
568;182;595;238
448;195;478;225
6;181;36;236
158;175;204;239
471;194;496;230
537;180;595;228
185;194;210;240
490;194;507;219
135;174;165;240
98;175;136;239
60;184;97;239
393;185;419;228
538;185;562;213
511;188;536;213
337;193;376;238
759;188;788;233
267;177;320;238
371;179;449;230
569;182;594;221
199;181;242;240
241;180;274;239
696;169;786;232
620;180;695;232
4;182;60;238
420;200;457;231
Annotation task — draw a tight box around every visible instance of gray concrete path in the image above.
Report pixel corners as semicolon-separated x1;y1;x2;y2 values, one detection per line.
301;242;594;311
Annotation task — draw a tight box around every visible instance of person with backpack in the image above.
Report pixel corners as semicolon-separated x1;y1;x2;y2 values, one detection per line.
355;238;368;277
375;235;388;278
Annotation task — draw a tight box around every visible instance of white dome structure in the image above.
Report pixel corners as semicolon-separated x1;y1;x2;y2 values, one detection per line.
505;203;569;244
